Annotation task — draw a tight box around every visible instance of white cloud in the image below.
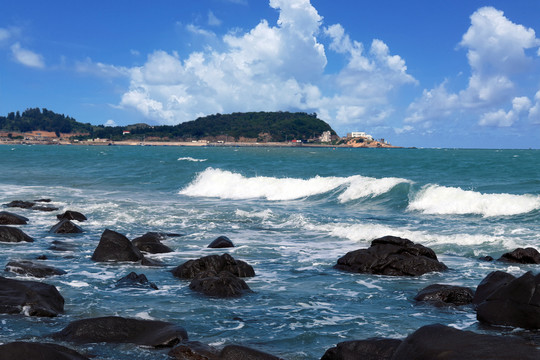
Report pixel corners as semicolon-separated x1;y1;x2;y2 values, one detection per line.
104;119;117;127
186;24;216;38
208;11;222;27
10;42;45;68
76;58;130;78
528;91;540;124
0;28;10;42
479;95;532;127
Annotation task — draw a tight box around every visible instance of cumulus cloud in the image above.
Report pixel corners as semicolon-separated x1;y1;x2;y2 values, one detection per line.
104;119;117;127
529;91;540;124
118;0;415;128
10;42;45;68
406;7;540;126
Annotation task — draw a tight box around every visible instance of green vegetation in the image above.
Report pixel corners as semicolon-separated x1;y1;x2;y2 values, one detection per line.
1;109;336;142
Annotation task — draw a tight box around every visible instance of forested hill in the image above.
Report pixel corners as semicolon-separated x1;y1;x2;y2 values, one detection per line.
0;109;336;142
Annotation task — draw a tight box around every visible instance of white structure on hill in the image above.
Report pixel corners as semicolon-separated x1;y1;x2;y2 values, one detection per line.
346;131;373;141
319;131;332;142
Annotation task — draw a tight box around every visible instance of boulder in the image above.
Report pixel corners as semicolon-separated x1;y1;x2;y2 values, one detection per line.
50;219;83;234
0;226;33;243
169;341;220;360
5;260;66;278
141;257;166;267
171;253;255;279
220;345;283;360
472;271;516;306
0;276;64;317
56;210;87;222
334;236;447;276
498;247;540;264
91;229;143;262
476;271;540;329
321;338;402;360
132;232;173;253
391;323;540;360
5;200;35;209
53;316;188;348
189;270;252;298
0;211;28;225
49;240;78;252
0;341;89;360
207;235;234;249
32;205;59;212
116;272;158;290
414;284;474;306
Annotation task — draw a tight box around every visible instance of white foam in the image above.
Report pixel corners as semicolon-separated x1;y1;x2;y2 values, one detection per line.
408;184;540;217
338;176;411;202
235;209;274;219
177;157;207;162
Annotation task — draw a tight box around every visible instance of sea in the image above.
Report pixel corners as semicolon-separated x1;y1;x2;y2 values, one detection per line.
1;144;539;359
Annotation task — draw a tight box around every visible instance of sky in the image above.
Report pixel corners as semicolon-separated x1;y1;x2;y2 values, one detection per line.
1;0;540;148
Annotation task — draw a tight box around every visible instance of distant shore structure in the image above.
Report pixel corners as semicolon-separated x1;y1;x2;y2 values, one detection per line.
346;131;373;141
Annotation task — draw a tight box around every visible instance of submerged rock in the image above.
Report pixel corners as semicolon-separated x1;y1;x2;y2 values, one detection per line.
5;260;66;278
171;253;255;279
56;210;87;222
189;270;252;298
0;211;29;225
50;219;83;234
414;284;474;306
132;232;173;253
116;272;158;290
0;341;89;360
5;200;35;209
321;338;402;360
168;341;220;360
334;236;447;276
0;226;34;243
91;229;143;262
220;345;283;360
0;276;64;317
207;235;234;248
498;247;540;264
53;316;188;347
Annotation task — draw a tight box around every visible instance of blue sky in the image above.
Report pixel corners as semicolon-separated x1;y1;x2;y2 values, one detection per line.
1;0;540;148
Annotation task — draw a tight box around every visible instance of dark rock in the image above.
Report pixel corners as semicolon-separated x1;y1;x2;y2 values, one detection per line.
116;272;158;290
50;219;83;234
189;271;252;298
479;255;494;262
0;276;64;317
473;271;516;306
49;240;78;252
391;323;540;360
34;198;52;203
57;210;87;222
31;205;59;212
5;200;35;209
0;211;28;225
5;260;66;278
36;255;48;260
0;341;89;360
91;229;143;262
141;257;166;267
207;235;234;248
168;341;220;360
476;271;540;329
172;253;255;279
334;236;447;276
414;284;474;306
53;316;188;348
498;248;540;264
0;226;33;243
132;232;173;253
220;345;283;360
321;338;401;360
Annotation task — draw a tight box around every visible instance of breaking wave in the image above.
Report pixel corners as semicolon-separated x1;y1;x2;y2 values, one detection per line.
177;157;207;162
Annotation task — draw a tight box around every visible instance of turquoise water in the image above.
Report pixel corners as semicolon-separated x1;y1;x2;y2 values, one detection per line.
1;145;539;359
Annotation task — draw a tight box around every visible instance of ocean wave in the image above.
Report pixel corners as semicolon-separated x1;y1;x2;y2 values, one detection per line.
179;168;410;202
408;184;540;217
177;157;207;162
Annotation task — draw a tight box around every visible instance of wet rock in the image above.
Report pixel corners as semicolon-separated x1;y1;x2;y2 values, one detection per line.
472;271;516;306
207;235;234;249
168;341;220;360
334;236;447;276
0;276;64;317
141;257;166;267
0;341;89;360
56;210;87;222
5;200;35;209
171;253;255;279
50;219;83;234
91;229;143;262
5;260;66;278
391;323;540;360
32;205;59;212
53;316;188;348
414;284;474;306
49;240;78;252
132;232;173;253
0;211;28;225
34;198;52;203
116;272;158;290
476;271;540;329
498;248;540;264
321;338;402;360
189;270;252;298
479;255;494;262
0;226;34;243
220;345;283;360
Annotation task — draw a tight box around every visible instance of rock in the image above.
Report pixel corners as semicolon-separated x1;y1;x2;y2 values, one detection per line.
189;270;252;298
479;255;494;262
391;323;540;360
141;257;166;267
498;248;540;264
472;271;516;306
50;219;83;234
56;210;87;222
5;200;35;209
0;226;34;243
53;316;188;347
0;211;29;225
5;260;66;278
49;240;78;252
0;341;89;360
168;341;220;360
91;229;143;262
116;272;158;290
34;198;52;203
476;271;540;329
32;205;59;212
220;345;283;360
132;232;173;253
0;276;64;317
321;338;402;360
414;284;474;306
207;235;234;248
171;253;255;279
334;236;447;276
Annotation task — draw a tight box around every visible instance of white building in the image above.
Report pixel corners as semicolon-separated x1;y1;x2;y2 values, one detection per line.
347;131;373;141
319;131;332;142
